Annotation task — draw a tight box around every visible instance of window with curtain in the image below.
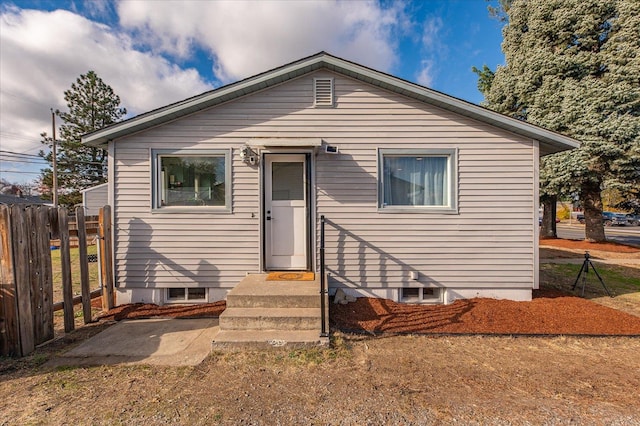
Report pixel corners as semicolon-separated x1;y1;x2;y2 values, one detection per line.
379;149;457;212
152;149;231;211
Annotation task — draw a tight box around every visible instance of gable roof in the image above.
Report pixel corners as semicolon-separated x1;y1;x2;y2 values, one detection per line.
82;52;579;155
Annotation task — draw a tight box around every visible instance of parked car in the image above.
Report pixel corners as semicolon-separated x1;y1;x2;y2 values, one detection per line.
576;212;630;226
602;211;629;226
626;214;640;226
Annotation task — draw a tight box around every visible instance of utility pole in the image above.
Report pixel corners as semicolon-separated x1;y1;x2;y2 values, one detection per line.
51;108;58;208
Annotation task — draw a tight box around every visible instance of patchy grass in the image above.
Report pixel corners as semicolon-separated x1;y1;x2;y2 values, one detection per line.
51;244;100;302
541;262;640;292
285;339;352;366
540;262;640;317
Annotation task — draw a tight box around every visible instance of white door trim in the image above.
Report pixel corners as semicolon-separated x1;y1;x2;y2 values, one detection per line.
263;153;310;270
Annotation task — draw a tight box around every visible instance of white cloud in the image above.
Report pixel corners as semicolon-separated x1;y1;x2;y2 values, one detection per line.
117;0;408;83
0;1;411;183
416;59;435;87
0;6;210;183
422;16;443;50
415;16;445;88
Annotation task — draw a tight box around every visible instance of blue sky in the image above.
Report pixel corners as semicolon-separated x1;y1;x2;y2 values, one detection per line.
0;0;505;185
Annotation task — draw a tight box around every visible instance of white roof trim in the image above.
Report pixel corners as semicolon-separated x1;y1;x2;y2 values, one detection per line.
80;182;108;193
247;138;323;147
82;52;580;156
318;55;579;155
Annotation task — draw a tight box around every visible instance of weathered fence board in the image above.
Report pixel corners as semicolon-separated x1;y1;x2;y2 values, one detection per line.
11;206;32;354
76;207;92;324
52;288;102;312
22;206;54;345
0;206;20;356
48;208;59;240
11;205;35;355
37;207;54;342
26;208;41;344
58;208;74;333
0;204;112;357
100;206;114;310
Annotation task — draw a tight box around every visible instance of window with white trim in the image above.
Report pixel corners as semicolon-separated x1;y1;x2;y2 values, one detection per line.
401;287;442;304
152;149;231;211
378;149;457;213
166;288;207;303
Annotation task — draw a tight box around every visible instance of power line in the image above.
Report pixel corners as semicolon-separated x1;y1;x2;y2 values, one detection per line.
0;170;42;175
0;158;47;165
1;151;105;165
0;149;43;159
0;157;44;164
0;141;45;156
0;131;43;142
0;89;57;109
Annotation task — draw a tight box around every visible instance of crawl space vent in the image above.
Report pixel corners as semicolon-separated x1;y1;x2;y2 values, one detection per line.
314;78;334;106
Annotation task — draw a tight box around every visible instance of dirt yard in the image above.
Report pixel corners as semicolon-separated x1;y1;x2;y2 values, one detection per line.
2;239;639;424
1;333;639;425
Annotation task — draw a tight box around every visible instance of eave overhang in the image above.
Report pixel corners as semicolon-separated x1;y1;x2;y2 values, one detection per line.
82;52;580;156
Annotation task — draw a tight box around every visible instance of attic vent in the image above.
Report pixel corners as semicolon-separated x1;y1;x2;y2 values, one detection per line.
314;78;334;107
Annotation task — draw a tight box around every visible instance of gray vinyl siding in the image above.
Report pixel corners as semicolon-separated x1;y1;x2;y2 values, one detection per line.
82;183;108;216
112;70;536;292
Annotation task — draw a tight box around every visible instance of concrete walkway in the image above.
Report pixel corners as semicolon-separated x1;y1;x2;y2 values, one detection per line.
53;318;219;367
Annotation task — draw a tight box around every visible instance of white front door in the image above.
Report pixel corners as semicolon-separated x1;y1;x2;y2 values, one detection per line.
265;154;308;270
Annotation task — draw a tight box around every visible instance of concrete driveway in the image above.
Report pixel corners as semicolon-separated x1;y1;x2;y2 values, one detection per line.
53;318;219;367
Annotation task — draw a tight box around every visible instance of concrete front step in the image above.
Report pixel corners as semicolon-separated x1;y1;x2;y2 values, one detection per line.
226;275;320;309
227;293;319;309
215;274;328;348
212;330;328;350
219;307;321;331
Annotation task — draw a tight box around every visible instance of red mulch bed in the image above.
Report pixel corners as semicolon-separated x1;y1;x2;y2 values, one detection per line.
94;238;639;336
98;301;226;321
330;289;640;336
96;290;640;336
540;238;640;253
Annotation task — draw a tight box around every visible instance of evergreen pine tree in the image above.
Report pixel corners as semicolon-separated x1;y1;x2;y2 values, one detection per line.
40;71;126;206
478;0;639;241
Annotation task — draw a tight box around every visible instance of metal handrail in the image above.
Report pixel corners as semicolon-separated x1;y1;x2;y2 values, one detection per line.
320;215;328;337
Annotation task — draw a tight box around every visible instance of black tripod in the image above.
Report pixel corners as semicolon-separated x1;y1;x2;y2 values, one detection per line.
571;251;614;298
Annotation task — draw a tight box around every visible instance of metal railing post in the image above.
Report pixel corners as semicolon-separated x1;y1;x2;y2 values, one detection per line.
320;215;328;337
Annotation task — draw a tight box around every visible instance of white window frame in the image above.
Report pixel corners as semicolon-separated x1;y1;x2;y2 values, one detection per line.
378;148;458;214
165;287;208;304
400;287;443;304
151;149;232;213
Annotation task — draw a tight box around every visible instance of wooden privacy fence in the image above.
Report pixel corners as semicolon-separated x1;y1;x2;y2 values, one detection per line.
0;205;114;357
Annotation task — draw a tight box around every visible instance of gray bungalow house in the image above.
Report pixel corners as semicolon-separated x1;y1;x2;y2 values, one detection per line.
82;52;578;306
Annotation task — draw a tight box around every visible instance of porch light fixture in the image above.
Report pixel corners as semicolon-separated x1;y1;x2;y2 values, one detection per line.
324;145;339;154
240;146;259;165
